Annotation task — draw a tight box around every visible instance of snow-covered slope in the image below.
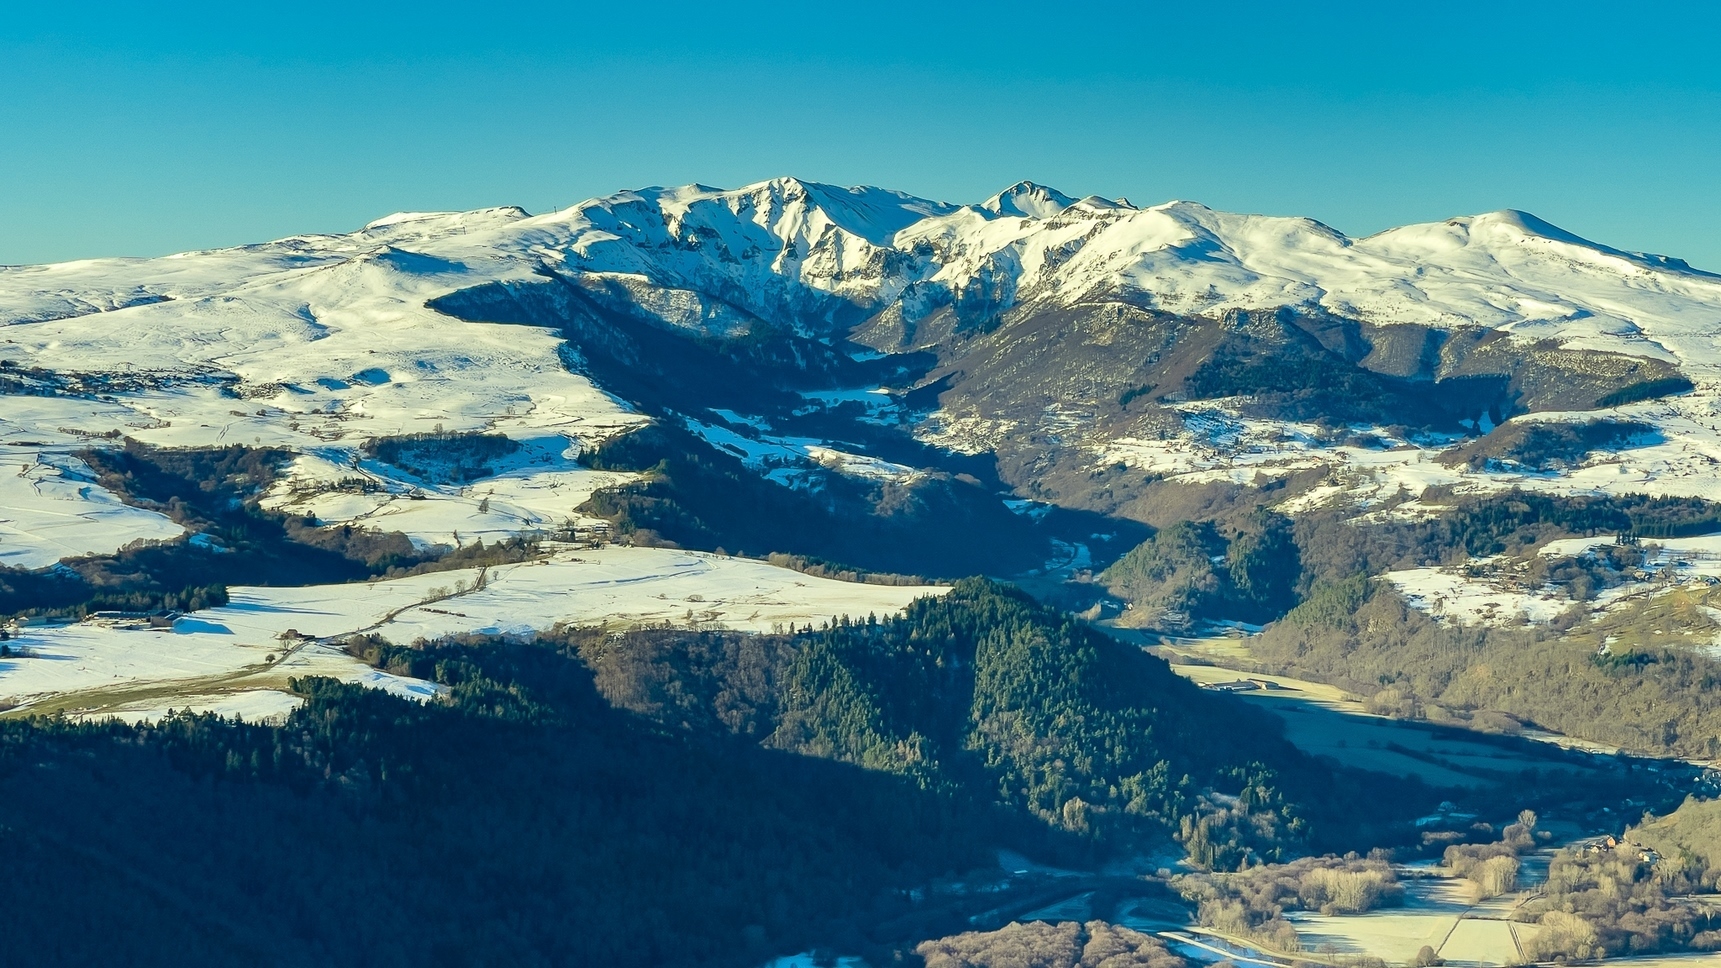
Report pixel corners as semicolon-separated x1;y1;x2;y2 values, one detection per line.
0;205;651;564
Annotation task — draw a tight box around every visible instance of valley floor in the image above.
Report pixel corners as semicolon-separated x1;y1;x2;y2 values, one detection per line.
1085;630;1714;966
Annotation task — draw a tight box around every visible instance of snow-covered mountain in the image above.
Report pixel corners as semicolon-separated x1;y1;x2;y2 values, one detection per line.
14;176;1719;360
5;175;1721;570
531;178;1721;369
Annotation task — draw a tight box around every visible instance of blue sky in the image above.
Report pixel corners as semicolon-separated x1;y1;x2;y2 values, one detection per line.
3;1;1718;267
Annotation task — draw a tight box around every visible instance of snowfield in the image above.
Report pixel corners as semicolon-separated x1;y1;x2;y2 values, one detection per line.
685;416;919;488
1385;563;1588;627
0;547;947;720
0;450;186;568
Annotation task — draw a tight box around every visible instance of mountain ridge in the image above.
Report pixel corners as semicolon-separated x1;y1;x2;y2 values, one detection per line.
5;178;1721;559
9;177;1716;368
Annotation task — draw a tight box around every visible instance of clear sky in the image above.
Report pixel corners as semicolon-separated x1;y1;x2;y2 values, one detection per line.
4;1;1719;268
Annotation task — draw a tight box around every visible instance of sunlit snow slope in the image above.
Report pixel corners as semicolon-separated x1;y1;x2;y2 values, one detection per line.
14;178;1718;371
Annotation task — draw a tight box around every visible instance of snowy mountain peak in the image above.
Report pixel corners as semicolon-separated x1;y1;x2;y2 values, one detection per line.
1071;194;1137;213
1476;208;1596;245
1401;209;1611;250
981;181;1078;219
698;178;957;245
1360;208;1716;282
365;212;449;230
552;177;961;250
363;207;530;232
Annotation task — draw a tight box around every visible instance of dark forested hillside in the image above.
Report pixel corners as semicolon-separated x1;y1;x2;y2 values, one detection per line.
573;580;1431;865
0;580;1433;967
1100;511;1301;629
1;669;992;966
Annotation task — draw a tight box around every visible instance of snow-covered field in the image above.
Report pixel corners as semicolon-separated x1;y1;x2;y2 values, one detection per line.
1541;533;1721;572
0;546;946;720
95;689;310;725
0;450;186;568
1386;563;1588;627
1288;877;1542;966
0;380;641;567
1386;534;1721;629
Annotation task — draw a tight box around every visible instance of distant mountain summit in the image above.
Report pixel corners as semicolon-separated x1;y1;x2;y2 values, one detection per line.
981;181;1078;218
2;176;1718;508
